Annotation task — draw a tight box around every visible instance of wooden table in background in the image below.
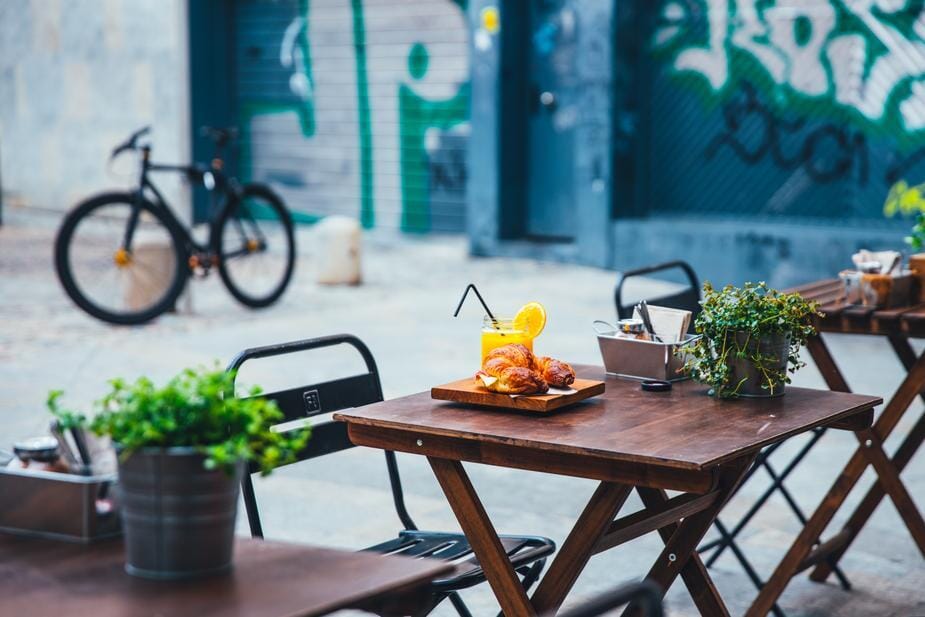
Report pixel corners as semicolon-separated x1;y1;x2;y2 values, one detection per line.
336;366;880;616
0;534;454;617
741;279;925;616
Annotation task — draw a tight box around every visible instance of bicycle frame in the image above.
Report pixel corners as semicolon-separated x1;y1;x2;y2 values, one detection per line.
122;146;243;258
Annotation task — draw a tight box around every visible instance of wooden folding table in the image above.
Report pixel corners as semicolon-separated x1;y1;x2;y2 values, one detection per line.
336;366;880;616
741;279;925;616
0;534;454;616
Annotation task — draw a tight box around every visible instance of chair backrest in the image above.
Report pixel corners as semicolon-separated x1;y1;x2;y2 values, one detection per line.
227;334;383;468
227;334;396;538
614;260;701;332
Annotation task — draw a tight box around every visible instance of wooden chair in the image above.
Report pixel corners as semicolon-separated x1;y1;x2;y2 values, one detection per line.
227;334;556;617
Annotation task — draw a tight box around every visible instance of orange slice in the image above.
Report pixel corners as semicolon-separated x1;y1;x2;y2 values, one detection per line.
513;302;547;339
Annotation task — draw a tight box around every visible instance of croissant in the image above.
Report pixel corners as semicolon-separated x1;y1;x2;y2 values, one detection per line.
478;344;549;394
477;344;576;394
535;356;576;388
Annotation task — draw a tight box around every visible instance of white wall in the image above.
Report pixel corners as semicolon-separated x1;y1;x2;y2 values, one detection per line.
0;0;189;214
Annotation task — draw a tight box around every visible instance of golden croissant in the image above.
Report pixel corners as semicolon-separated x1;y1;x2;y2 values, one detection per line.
476;343;576;394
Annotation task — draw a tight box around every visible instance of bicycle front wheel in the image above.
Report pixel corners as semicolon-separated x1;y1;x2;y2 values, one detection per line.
215;184;296;308
54;193;187;325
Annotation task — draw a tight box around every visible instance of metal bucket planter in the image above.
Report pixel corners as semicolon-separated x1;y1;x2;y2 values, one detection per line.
117;447;243;580
726;331;790;398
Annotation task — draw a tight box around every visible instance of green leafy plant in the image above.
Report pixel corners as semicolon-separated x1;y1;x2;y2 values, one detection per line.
680;282;821;398
883;179;925;251
47;366;309;474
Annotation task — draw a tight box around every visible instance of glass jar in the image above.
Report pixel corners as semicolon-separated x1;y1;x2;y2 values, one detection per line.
481;316;533;362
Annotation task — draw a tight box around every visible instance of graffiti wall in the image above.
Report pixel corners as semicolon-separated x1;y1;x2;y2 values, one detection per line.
234;0;469;232
647;0;925;224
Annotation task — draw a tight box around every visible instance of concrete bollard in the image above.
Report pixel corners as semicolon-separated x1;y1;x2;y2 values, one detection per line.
315;215;362;285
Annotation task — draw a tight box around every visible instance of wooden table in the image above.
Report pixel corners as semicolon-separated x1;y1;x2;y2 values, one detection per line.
0;534;454;617
741;279;925;616
335;365;880;616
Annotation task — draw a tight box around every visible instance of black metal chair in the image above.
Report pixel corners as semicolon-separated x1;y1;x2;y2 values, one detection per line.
613;260;701;330
227;334;556;617
613;262;849;617
554;580;663;617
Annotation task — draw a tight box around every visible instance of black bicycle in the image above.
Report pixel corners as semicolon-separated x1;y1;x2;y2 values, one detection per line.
54;126;296;325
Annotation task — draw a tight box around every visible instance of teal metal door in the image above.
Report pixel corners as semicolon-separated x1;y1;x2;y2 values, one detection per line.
527;1;578;241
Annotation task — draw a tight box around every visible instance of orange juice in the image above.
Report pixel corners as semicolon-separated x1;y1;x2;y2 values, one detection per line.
481;317;533;362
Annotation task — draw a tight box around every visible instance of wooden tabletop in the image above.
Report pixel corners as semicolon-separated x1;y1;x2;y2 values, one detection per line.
0;534;454;617
336;366;881;473
790;278;925;336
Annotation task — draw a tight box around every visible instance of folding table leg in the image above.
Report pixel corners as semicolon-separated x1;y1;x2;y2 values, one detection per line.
810;410;925;582
428;457;536;617
638;489;741;617
802;333;925;584
628;456;755;617
531;481;632;615
703;430;824;567
745;350;925;617
854;429;925;554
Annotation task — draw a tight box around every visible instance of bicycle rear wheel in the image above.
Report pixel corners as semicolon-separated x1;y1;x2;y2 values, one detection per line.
54;193;187;325
215;184;296;308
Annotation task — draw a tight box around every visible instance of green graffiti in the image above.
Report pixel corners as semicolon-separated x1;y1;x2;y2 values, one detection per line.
237;0;469;230
351;0;375;229
656;0;925;146
399;43;469;232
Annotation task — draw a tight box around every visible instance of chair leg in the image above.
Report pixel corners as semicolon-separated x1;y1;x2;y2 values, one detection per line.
448;591;473;617
520;558;546;594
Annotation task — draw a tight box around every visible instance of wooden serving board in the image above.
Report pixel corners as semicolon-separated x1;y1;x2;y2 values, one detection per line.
431;378;605;413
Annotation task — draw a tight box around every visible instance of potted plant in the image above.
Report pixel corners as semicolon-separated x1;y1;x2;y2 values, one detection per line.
884;179;925;302
49;367;309;580
680;282;820;398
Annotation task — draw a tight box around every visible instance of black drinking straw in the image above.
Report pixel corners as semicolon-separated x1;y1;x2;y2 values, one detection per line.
453;284;496;321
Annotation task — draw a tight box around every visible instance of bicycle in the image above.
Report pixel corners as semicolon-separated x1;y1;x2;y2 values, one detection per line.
54;126;296;325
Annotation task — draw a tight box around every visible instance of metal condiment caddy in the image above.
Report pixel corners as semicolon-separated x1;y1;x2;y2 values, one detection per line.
0;465;120;543
593;321;697;382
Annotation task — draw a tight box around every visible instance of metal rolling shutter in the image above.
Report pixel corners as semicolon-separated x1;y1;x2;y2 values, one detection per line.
233;0;470;232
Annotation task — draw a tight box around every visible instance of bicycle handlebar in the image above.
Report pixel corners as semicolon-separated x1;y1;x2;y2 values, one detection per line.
110;126;151;159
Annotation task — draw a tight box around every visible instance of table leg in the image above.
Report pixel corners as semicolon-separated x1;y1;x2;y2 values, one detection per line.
637;488;731;617
745;373;925;617
810;410;925;582
854;429;925;554
428;457;536;617
803;333;925;584
631;457;753;617
531;481;632;615
805;334;851;393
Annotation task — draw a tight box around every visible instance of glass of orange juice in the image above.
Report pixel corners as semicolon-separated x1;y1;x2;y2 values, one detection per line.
481;316;533;362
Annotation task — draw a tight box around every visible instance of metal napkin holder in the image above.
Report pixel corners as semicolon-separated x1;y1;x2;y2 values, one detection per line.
594;321;697;382
0;465;120;543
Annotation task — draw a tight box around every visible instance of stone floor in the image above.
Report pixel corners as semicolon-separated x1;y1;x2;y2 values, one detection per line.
1;205;923;616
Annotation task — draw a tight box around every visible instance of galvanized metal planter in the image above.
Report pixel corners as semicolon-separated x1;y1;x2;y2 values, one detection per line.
726;331;790;398
117;447;243;580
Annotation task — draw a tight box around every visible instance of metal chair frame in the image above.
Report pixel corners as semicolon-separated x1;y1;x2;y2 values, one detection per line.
227;334;555;617
615;262;850;617
613;260;701;329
